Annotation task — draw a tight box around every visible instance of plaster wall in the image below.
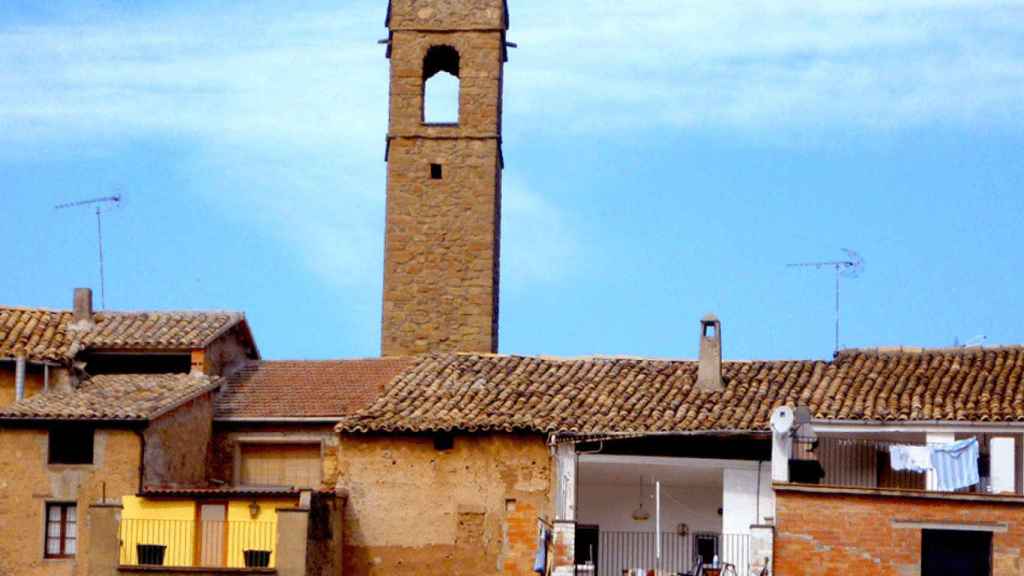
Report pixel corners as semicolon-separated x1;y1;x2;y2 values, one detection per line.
722;463;774;534
0;426;141;576
208;422;336;489
143;394;214;487
0;362;47;406
335;432;552;575
577;481;723;534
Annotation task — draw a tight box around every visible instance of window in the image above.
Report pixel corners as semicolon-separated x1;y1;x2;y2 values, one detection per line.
922;529;991;576
433;433;455;451
48;425;94;465
239;443;321;488
45;503;77;558
423;45;460;124
430;163;443;180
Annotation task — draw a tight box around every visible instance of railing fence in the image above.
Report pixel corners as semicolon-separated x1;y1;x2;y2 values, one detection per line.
596;531;749;575
790;435;1000;494
119;518;276;568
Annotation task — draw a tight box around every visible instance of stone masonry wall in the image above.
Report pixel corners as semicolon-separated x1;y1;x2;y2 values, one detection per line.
388;0;506;31
775;489;1024;576
142;393;213;488
0;426;141;576
381;11;505;357
335;433;552;575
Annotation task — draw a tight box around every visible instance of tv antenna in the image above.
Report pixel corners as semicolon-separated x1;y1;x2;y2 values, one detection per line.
55;193;122;309
788;249;864;354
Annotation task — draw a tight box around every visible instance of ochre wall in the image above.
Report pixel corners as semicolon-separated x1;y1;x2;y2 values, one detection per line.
775;489;1024;576
0;363;47;406
0;426;141;576
143;393;213;488
208;422;337;489
336;433;551;575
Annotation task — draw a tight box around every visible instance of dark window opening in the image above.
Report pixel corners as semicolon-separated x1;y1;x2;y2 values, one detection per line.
83;353;191;375
49;425;95;465
423;45;460;124
922;529;991;576
694;533;720;566
430;163;443;180
434;433;455;451
44;503;77;558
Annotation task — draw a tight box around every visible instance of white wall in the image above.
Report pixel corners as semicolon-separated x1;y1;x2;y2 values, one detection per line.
722;462;773;534
577;481;723;534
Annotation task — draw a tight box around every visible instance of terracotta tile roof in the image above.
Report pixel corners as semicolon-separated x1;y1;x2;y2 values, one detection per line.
0;306;246;362
0;373;219;422
214;358;413;420
140;486;304;498
337;347;1024;434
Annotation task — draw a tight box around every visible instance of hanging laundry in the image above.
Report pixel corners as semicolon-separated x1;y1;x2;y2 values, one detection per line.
930;437;980;491
533;526;549;575
890;444;932;473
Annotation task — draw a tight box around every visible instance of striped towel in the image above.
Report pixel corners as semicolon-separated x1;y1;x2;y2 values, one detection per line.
930;437;980;491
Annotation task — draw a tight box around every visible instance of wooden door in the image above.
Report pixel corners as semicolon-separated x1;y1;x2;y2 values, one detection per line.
196;502;228;567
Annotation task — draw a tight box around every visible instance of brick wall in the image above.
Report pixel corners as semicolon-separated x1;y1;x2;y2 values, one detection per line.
335;432;551;575
0;426;141;576
775;488;1024;576
381;0;506;356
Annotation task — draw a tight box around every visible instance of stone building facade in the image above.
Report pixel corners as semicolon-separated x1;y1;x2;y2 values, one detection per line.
381;0;507;356
334;433;551;575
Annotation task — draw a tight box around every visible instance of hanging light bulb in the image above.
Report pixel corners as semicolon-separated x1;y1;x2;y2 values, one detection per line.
631;475;650;521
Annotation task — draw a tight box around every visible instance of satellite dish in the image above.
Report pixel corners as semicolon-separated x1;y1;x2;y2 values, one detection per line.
770;406;795;435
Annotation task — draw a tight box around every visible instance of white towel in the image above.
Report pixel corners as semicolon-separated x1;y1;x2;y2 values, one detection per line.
890;445;932;473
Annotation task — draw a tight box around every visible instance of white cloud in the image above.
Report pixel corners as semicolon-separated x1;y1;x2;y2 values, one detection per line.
501;176;581;291
0;0;1020;286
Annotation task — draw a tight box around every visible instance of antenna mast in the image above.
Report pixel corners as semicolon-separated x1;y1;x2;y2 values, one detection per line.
788;249;864;354
55;194;122;309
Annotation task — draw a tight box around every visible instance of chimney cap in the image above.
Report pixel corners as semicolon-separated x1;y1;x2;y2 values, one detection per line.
701;313;720;323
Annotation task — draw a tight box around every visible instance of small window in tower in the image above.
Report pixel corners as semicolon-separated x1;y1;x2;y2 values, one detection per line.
423;45;460;124
430;163;443;180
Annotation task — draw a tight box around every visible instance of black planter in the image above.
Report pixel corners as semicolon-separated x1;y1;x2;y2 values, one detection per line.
136;544;166;566
244;549;272;568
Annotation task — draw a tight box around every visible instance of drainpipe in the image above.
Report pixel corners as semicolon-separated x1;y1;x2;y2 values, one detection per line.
15;356;26;401
44;364;49;393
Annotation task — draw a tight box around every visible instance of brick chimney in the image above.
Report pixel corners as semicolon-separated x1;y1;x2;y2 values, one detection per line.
71;287;94;329
696;314;723;392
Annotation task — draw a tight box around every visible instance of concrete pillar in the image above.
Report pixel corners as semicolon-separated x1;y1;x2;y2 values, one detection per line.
990;437;1015;494
551;520;576;576
749;525;774;576
87;503;123;576
555;443;576;521
276;507;310;576
926;432;955;491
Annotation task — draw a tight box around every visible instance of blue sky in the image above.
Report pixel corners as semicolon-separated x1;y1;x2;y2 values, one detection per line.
2;0;1022;361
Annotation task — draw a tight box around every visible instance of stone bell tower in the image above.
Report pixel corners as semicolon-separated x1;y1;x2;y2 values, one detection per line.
381;0;508;356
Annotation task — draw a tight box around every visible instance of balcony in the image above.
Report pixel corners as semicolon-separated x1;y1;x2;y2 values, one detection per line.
786;434;1020;496
119;518;276;570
